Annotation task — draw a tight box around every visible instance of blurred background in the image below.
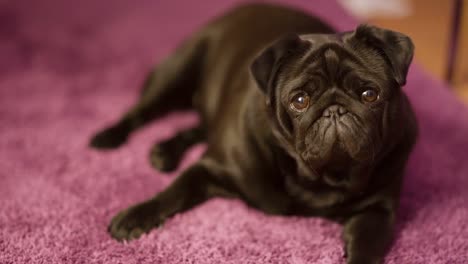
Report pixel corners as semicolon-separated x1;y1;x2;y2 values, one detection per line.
339;0;467;102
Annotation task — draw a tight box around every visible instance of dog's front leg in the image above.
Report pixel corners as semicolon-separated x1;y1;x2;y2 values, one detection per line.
342;208;395;264
108;160;231;241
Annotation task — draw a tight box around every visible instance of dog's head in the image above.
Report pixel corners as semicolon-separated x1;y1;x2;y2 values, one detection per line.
251;24;414;193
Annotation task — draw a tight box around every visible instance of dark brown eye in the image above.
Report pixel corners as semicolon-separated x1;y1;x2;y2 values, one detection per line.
290;92;310;112
361;89;379;103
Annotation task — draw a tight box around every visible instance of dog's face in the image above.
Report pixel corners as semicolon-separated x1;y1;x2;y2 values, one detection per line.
251;25;414;191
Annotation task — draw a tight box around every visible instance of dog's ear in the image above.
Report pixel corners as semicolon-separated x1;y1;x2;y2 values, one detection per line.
353;24;414;86
250;34;309;95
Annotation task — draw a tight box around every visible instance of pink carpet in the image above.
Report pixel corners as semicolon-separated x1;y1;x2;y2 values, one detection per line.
1;0;468;263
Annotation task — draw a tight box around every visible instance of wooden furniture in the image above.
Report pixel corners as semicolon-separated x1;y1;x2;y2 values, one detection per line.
450;0;468;100
368;0;468;102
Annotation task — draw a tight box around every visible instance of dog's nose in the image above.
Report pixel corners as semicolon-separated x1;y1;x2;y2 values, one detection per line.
322;105;347;117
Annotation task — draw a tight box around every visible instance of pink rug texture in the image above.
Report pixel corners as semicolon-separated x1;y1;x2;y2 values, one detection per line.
1;0;468;263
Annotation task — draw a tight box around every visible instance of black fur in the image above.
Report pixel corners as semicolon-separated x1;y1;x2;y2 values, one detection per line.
90;4;417;264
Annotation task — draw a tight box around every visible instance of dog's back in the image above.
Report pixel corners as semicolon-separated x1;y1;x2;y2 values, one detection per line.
193;4;335;129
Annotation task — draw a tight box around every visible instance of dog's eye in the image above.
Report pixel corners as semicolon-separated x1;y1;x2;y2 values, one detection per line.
361;89;379;103
290;92;310;112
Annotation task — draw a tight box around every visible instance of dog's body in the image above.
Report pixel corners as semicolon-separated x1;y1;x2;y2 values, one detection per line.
91;4;417;263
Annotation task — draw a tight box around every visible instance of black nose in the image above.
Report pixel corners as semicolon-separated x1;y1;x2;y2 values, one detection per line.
322;105;347;117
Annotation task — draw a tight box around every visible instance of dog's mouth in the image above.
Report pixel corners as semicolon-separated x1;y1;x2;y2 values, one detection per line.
287;108;380;202
301;111;374;166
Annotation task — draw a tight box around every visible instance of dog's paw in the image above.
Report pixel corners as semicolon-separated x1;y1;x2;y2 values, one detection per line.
108;202;165;241
149;145;178;172
89;125;128;149
346;254;381;264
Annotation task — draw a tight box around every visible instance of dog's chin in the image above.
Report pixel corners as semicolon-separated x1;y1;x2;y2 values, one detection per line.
301;114;377;167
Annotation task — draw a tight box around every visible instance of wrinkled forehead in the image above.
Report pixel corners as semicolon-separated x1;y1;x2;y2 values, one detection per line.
281;33;389;87
298;32;368;66
299;33;347;45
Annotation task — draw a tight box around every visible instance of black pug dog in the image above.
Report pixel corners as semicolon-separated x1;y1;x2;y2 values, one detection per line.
90;4;417;264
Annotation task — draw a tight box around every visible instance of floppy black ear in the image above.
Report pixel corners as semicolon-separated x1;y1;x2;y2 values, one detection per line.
250;34;309;94
353;24;414;86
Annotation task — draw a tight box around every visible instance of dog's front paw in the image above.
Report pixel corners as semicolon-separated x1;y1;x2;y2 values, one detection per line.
346;254;381;264
108;201;165;241
149;145;179;172
90;125;128;149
